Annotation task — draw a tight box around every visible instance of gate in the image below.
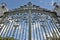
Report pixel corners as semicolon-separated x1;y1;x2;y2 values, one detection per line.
0;2;60;40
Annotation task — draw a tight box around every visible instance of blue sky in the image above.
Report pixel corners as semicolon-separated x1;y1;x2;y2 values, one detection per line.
0;0;60;10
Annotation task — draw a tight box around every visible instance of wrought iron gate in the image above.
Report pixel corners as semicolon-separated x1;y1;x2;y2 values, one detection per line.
0;2;60;40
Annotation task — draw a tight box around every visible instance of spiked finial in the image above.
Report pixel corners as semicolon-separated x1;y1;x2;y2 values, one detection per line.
28;2;32;6
53;2;59;8
1;2;6;8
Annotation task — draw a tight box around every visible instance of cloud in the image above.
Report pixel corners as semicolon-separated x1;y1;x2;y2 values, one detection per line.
51;0;54;6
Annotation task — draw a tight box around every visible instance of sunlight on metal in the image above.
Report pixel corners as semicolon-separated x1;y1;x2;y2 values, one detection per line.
0;2;60;40
0;12;60;40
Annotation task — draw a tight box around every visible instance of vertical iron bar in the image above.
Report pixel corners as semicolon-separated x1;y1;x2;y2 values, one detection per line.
0;23;6;36
9;22;13;37
45;21;52;40
36;22;38;40
38;21;41;40
33;23;35;40
19;22;21;40
52;21;60;38
28;9;31;40
2;22;9;37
